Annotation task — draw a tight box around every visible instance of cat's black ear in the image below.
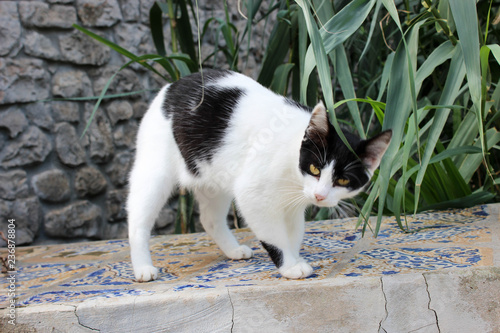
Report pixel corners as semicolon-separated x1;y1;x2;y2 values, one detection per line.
359;130;392;172
306;102;329;137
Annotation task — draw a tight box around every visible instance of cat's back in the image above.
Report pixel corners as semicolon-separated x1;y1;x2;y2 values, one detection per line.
160;70;311;177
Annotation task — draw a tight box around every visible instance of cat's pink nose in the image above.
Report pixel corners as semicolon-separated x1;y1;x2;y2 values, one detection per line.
315;194;326;201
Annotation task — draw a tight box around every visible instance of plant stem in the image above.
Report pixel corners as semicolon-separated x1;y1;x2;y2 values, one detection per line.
423;0;457;46
167;0;178;53
179;187;187;234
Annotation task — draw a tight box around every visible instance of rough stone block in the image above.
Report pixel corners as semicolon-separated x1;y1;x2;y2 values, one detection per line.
84;104;114;163
155;206;176;231
0;107;28;138
119;0;140;22
75;166;107;197
106;189;127;221
55;122;86;167
44;200;101;238
92;67;143;97
0;197;41;245
113;121;138;149
101;219;128;239
59;31;110;66
132;100;148;118
0;2;22;56
0;169;30;200
48;0;75;3
19;2;77;29
52;101;80;123
140;0;156;24
24;102;54;131
106;152;132;186
32;169;71;203
114;23;154;56
0;58;50;104
52;70;92;98
77;0;122;27
0;126;52;168
23;31;61;60
106;100;133;125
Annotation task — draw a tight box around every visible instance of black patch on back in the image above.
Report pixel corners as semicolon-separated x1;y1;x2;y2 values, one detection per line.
299;123;370;191
162;70;246;175
261;241;284;268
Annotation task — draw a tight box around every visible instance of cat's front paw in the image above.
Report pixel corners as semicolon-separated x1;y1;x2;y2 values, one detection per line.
280;261;313;279
226;245;253;260
134;265;159;282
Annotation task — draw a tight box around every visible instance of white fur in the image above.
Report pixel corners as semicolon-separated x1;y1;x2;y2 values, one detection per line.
128;72;369;281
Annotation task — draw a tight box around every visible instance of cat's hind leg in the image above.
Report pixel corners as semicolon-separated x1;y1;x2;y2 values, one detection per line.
194;190;253;260
127;105;177;282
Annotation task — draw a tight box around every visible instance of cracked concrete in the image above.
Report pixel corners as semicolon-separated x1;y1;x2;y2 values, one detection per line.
2;268;499;332
379;277;389;333
425;268;500;333
423;274;440;333
73;305;99;332
228;289;235;333
379;273;439;333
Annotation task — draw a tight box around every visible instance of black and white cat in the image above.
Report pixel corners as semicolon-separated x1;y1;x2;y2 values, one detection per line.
127;69;391;281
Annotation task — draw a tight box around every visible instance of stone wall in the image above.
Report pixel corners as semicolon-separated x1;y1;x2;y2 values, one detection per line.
0;0;272;246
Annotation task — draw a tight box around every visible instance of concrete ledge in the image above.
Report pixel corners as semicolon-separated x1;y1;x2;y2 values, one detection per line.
1;204;499;332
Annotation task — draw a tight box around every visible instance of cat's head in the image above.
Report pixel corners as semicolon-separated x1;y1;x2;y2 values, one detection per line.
299;102;392;207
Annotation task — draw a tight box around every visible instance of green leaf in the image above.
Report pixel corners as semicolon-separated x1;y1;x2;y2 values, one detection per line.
296;0;354;154
300;0;376;103
150;2;167;57
374;22;423;235
270;63;295;95
173;0;197;61
458;128;500;182
257;9;291;87
449;0;485;156
332;47;365;138
415;44;466;209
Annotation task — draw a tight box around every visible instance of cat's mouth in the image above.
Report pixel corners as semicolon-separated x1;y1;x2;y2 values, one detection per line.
314;199;338;208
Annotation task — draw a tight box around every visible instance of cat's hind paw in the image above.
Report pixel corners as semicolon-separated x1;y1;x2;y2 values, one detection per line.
134;265;159;282
280;261;313;279
226;245;253;260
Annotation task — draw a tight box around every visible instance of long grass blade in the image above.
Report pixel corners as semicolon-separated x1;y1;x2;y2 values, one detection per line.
414;44;466;211
449;1;485;156
300;0;376;103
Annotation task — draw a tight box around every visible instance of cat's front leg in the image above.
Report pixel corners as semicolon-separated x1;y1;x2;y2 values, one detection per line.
237;199;312;279
261;240;313;279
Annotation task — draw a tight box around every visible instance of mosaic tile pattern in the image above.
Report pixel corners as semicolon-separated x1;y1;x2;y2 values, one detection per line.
0;204;497;307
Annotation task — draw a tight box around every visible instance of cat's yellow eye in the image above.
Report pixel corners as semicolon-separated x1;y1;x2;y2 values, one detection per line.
309;164;320;176
337;178;350;186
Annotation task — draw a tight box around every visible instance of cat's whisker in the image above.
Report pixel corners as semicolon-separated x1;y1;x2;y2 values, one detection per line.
344;171;363;185
343;160;364;173
318;135;328;164
308;136;328;165
302;147;325;165
284;196;309;213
